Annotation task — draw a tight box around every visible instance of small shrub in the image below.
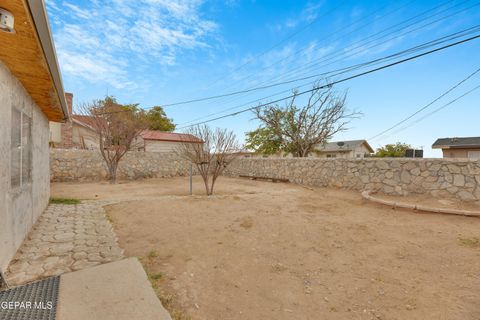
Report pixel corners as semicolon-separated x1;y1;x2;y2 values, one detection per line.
147;250;159;259
459;237;479;248
149;272;163;280
49;197;80;205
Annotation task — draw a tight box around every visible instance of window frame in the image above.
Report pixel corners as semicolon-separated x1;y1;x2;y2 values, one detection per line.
10;107;32;189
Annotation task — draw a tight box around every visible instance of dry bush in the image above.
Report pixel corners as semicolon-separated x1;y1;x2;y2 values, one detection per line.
176;125;240;195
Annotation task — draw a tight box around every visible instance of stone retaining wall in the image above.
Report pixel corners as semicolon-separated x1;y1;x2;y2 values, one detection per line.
50;149;190;182
225;158;480;201
50;150;480;201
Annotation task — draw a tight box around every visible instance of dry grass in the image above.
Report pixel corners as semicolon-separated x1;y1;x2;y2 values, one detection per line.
459;237;480;248
141;250;191;320
55;177;480;320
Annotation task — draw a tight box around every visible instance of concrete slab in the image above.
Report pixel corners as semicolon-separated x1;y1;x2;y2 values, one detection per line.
56;258;171;320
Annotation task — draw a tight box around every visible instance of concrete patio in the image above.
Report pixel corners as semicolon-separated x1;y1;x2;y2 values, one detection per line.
57;258;172;320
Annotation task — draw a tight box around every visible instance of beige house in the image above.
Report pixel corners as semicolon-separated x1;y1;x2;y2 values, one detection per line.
0;1;68;270
432;137;480;160
313;140;374;158
137;130;203;153
49;93;99;149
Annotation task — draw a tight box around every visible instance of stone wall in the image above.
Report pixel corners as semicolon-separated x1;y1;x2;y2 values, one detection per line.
50;149;480;202
226;158;480;201
50;149;191;182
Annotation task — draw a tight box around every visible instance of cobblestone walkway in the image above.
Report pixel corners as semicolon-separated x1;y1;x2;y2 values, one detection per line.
6;201;124;286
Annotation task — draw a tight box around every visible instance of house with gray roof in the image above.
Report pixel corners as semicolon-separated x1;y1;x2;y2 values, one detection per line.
432;137;480;160
314;140;374;158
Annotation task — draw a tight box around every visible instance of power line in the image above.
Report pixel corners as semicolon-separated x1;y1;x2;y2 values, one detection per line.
202;1;349;90
256;0;478;88
375;84;480;140
178;1;476;121
178;27;480;126
215;0;447;94
369;67;480;141
165;26;480;108
214;0;417;93
177;34;480;129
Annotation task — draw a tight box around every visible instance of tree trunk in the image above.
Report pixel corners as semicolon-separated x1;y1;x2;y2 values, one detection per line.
210;176;217;195
201;174;211;196
108;162;118;184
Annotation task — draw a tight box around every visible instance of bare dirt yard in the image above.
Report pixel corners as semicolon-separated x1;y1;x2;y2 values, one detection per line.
52;177;480;320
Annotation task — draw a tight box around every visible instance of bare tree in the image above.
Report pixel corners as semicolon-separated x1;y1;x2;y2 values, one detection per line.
177;125;240;195
80;96;146;183
253;84;361;157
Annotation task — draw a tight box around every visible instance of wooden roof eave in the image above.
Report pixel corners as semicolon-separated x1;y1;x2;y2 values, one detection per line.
0;0;68;122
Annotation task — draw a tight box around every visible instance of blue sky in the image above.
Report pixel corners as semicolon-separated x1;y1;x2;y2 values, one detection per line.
45;0;480;157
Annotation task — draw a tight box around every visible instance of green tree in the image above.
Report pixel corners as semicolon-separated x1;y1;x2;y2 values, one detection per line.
116;104;174;131
145;106;175;131
374;142;411;157
245;127;283;155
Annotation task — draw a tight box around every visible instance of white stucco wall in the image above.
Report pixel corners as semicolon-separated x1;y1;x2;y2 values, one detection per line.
141;139;200;153
0;61;50;271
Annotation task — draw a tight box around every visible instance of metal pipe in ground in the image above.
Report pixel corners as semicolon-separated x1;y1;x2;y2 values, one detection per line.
189;164;193;195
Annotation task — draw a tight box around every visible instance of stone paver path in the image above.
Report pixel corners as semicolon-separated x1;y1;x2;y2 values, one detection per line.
6;201;124;286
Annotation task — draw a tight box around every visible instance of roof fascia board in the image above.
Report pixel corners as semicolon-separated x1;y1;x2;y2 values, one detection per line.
25;0;68;121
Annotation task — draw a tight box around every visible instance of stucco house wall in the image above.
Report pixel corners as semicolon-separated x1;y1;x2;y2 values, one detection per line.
0;61;50;270
72;123;99;150
314;142;372;159
144;139;184;153
442;148;480;159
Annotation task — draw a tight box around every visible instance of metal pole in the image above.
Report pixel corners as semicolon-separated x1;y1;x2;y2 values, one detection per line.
189;164;193;195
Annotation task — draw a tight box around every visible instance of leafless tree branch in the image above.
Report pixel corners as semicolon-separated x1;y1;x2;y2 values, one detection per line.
176;125;240;195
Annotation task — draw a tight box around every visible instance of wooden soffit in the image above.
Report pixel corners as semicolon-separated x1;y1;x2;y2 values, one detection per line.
0;0;67;122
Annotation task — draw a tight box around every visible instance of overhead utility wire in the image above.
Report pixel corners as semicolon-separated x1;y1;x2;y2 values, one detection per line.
177;34;480;129
216;0;445;93
187;0;471;115
178;28;480;126
375;84;480;140
259;0;479;87
202;1;348;90
215;0;417;93
369;67;480;141
164;25;480;108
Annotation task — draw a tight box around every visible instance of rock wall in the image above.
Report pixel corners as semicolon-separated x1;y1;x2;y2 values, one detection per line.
226;158;480;201
50;149;480;201
50;149;191;182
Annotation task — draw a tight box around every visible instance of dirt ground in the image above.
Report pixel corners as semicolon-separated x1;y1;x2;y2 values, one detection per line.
52;177;480;320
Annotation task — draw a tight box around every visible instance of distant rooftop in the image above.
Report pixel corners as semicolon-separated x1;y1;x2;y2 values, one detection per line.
315;140;374;153
432;137;480;149
140;130;202;143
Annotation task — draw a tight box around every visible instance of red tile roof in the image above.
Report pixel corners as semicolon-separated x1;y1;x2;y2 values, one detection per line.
140;130;202;143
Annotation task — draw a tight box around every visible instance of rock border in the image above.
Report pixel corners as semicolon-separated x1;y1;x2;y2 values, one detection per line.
361;191;480;217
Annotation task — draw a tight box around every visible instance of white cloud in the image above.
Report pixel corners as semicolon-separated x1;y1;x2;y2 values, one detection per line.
47;0;217;90
282;1;324;29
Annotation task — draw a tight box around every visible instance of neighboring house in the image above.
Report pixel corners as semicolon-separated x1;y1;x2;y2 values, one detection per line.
432;137;480;160
313;140;374;158
0;1;68;270
49;93;99;149
137;130;203;153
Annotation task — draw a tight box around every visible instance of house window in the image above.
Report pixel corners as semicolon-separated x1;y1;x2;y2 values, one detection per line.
11;108;32;188
326;154;336;158
356;154;362;158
